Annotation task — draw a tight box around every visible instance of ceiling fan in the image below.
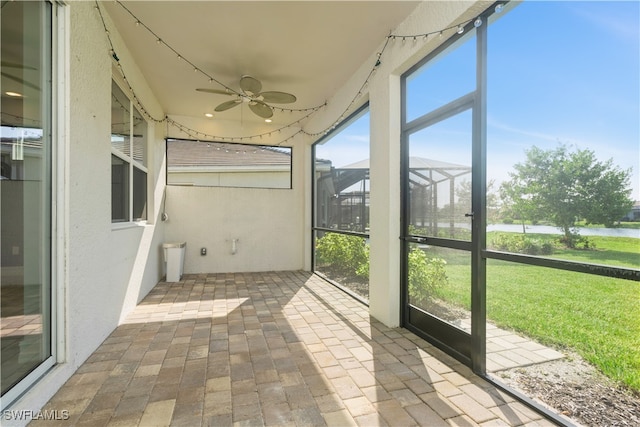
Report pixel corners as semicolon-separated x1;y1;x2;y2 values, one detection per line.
196;75;296;119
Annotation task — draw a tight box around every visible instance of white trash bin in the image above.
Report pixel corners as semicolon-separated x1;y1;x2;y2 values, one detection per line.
162;242;186;282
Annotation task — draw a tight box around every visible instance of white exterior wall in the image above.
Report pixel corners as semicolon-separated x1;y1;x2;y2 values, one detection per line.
164;135;306;274
9;2;166;418
168;169;290;188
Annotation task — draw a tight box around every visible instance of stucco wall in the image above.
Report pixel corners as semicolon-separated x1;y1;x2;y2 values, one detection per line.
164;137;305;274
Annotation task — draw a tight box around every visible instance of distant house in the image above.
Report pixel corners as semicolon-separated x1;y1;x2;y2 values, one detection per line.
622;201;640;221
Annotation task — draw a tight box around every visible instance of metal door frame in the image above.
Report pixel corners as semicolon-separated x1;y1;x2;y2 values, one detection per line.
400;16;487;374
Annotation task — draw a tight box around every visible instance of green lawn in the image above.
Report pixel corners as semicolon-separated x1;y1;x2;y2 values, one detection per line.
431;234;640;392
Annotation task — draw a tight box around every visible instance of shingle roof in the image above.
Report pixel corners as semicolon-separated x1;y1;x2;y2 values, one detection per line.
167;139;291;168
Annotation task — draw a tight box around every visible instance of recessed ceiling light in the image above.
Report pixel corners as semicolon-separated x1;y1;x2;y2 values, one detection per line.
264;119;272;123
5;91;23;97
205;113;214;118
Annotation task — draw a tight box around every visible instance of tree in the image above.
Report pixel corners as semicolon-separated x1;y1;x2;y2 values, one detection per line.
453;179;500;224
500;144;634;247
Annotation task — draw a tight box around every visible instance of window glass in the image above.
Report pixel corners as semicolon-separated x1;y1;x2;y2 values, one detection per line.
133;167;147;221
111;82;131;157
132;106;146;166
167;139;292;189
314;109;369;233
111;155;129;222
111;81;148;222
0;0;53;400
487;1;640;270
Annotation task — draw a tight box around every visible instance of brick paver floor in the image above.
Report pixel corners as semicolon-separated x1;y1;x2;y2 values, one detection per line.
33;271;561;426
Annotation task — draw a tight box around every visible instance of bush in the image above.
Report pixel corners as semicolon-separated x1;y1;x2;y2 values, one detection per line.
408;247;448;307
315;233;369;279
490;233;554;255
316;234;449;304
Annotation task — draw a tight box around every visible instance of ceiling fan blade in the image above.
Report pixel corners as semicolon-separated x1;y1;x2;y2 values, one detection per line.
215;99;241;112
239;75;262;96
196;88;233;96
249;100;273;119
260;91;297;104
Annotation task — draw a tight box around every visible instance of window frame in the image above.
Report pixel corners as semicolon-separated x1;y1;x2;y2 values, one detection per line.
111;79;148;225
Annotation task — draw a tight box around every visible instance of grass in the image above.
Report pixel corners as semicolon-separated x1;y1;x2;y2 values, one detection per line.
429;235;640;392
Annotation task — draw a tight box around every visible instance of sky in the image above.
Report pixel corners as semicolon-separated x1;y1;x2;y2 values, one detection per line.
316;1;640;201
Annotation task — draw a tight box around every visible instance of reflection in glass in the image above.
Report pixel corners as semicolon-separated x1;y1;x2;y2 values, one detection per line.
111;155;129;222
408;110;472;240
408;245;470;331
132;106;146;166
1;1;52;396
111;82;131;157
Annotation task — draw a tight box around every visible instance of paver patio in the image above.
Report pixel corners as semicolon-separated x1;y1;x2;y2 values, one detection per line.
32;271;565;426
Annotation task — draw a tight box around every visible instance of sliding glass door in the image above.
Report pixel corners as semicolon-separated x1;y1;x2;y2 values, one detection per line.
1;0;54;406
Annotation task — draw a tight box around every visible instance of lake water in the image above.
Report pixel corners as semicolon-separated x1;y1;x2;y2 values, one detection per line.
487;224;640;239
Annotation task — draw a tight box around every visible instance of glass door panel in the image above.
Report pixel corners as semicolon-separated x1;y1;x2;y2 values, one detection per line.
1;0;53;400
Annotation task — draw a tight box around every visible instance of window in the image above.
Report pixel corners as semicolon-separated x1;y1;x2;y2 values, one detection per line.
312;105;370;302
166;139;292;189
1;0;55;406
111;81;147;222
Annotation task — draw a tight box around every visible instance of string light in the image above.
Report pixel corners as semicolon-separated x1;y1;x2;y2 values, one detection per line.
97;1;491;146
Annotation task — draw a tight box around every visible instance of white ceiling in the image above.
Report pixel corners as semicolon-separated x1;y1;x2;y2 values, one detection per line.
103;1;421;126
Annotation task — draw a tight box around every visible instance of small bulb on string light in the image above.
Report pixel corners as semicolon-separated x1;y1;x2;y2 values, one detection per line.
156;38;162;44
457;26;465;34
135;20;140;27
495;3;504;13
474;17;483;28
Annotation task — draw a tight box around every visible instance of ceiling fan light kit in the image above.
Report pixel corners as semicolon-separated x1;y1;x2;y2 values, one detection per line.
197;75;296;119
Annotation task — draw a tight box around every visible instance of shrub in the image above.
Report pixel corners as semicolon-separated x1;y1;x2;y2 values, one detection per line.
315;233;369;279
408;247;448;306
490;233;554;255
316;233;449;303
